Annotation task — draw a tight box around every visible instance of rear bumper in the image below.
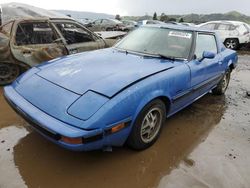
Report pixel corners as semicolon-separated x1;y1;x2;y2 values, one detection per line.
3;85;109;151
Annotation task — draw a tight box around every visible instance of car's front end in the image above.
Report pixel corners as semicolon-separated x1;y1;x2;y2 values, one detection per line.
4;76;133;151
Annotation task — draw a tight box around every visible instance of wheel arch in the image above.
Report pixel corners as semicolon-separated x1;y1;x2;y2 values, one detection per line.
224;37;239;43
133;90;172;123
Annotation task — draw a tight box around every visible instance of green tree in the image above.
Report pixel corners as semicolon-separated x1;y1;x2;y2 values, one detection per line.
160;13;168;22
153;12;158;20
179;18;184;22
115;14;121;20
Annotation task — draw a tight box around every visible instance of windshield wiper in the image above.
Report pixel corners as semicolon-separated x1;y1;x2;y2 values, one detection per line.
155;54;185;61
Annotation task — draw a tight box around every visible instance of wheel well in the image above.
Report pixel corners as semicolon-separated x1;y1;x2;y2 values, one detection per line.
224;38;239;43
156;96;171;115
229;63;235;72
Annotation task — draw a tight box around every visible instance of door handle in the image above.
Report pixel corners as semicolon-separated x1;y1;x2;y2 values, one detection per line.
218;61;223;65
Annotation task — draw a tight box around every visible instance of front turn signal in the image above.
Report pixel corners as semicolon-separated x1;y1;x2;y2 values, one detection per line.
61;136;83;145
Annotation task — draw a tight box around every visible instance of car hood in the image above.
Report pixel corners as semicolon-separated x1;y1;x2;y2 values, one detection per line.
37;48;175;98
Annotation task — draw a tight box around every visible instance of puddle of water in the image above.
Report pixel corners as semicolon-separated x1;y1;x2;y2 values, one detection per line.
0;89;23;129
0;126;28;188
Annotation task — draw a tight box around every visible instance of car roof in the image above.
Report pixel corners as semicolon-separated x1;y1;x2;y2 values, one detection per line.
142;23;215;33
202;20;247;26
0;3;69;25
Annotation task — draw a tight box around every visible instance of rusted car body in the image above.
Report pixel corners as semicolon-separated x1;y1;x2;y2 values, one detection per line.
0;3;122;85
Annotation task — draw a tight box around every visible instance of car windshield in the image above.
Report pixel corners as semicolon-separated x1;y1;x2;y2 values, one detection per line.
115;27;193;59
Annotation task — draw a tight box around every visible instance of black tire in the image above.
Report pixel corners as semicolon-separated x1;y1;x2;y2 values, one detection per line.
212;71;231;95
127;99;166;150
0;63;20;86
224;38;239;50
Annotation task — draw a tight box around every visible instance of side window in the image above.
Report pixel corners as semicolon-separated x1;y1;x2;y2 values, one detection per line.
217;24;231;30
15;22;57;46
195;34;218;59
238;24;248;34
55;22;96;45
94;20;102;25
243;24;250;33
102;19;109;24
200;23;216;30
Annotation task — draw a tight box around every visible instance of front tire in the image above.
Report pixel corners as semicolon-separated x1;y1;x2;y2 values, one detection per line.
0;63;20;85
127;99;166;150
212;71;231;95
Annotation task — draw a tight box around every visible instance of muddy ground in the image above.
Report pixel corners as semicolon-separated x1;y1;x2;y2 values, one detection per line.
0;54;249;188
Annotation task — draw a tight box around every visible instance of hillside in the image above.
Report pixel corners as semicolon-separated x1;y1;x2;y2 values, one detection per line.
123;11;250;24
53;10;250;24
176;11;250;24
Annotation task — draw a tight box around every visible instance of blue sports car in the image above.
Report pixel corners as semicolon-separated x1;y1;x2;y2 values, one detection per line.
4;24;238;151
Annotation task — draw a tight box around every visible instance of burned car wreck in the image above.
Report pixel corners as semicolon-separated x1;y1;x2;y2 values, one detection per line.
0;3;123;85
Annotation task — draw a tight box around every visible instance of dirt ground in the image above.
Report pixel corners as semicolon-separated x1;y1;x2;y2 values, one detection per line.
0;54;249;188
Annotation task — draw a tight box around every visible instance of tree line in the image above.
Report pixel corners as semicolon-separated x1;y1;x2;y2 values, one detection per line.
115;12;184;23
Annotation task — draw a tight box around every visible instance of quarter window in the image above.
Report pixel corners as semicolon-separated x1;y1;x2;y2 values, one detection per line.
195;34;217;59
217;24;231;30
200;23;216;30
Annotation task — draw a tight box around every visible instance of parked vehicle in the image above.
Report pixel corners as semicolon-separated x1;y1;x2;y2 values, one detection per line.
0;3;121;85
198;21;250;50
181;22;195;27
136;20;165;26
86;18;128;32
121;20;137;31
4;24;238;151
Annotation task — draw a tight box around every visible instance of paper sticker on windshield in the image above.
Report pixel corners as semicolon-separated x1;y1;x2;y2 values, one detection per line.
168;31;192;39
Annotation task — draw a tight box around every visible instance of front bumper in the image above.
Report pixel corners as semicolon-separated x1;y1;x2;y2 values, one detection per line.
3;85;129;151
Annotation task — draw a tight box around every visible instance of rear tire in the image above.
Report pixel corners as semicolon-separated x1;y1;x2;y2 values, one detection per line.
0;63;20;85
212;71;231;95
224;38;239;50
127;99;166;150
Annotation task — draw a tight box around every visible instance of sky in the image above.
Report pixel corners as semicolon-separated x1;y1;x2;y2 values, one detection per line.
1;0;250;16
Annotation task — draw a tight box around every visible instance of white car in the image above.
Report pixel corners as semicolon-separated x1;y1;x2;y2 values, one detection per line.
198;21;250;49
137;20;165;26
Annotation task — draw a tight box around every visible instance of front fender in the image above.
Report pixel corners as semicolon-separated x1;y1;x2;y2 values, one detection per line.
133;89;171;122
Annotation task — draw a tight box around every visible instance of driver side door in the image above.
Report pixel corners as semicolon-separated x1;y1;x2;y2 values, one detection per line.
188;33;221;90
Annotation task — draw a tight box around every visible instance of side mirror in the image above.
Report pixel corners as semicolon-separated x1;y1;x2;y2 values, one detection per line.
199;51;216;61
